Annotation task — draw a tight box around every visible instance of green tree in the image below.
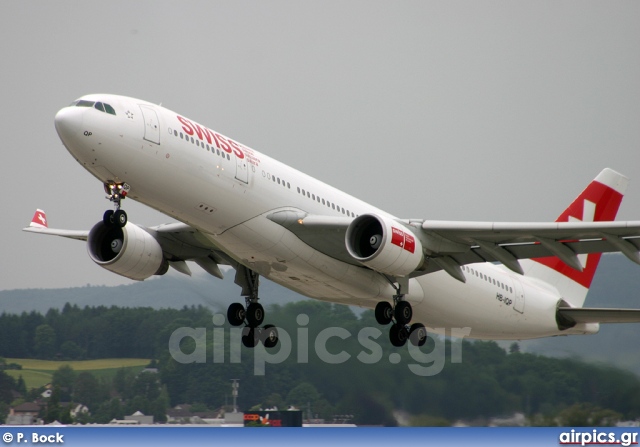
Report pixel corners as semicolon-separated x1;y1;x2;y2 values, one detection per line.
73;372;100;410
151;385;170;423
558;403;622;427
34;324;56;359
52;365;76;395
0;371;16;404
45;386;62;423
60;341;85;360
132;372;162;402
16;375;27;396
113;368;135;399
92;398;125;424
286;382;320;408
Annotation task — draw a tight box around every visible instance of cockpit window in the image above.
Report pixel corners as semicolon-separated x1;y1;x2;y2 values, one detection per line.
68;99;116;115
93;101;117;115
103;103;116;115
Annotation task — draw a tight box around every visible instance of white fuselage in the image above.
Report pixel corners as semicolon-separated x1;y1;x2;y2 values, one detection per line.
54;94;597;340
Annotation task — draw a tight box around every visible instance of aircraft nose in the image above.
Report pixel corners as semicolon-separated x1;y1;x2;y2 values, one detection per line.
54;105;84;145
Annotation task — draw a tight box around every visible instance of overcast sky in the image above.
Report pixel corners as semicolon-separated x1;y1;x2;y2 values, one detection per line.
1;1;639;291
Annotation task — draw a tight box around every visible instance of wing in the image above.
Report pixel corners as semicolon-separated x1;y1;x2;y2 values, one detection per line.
23;211;231;279
269;168;640;282
268;209;640;276
419;220;640;275
23;226;89;241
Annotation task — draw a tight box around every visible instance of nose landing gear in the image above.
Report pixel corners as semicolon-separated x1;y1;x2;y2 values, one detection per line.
102;182;130;228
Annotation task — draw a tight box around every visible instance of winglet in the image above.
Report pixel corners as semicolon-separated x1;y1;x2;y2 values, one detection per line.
30;209;49;228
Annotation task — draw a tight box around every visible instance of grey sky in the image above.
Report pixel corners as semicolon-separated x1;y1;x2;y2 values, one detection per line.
2;1;639;291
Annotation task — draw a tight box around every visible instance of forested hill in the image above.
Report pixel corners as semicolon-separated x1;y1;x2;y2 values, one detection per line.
1;254;640;373
0;268;307;315
1;301;640;426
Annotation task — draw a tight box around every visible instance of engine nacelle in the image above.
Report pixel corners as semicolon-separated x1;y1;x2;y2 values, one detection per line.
87;221;168;281
345;213;423;277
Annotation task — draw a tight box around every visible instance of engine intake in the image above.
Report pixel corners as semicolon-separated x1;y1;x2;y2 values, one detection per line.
87;221;168;280
345;214;423;277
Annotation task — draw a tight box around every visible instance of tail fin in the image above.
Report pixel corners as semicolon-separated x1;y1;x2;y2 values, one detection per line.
30;209;48;228
522;168;627;307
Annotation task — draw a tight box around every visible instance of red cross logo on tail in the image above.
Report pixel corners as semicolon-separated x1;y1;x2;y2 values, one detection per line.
30;209;48;229
533;173;624;289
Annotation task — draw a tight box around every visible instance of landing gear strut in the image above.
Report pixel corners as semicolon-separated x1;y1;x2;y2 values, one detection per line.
375;280;427;348
226;267;279;349
102;182;129;228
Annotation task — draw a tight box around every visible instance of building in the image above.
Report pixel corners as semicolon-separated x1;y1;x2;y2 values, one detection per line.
6;402;43;425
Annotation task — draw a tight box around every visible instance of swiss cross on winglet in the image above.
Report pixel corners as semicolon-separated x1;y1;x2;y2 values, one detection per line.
533;169;626;289
30;209;48;228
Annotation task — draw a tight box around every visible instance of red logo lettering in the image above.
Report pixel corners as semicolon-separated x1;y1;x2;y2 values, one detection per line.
175;116;245;159
228;139;245;159
177;115;194;136
192;123;213;145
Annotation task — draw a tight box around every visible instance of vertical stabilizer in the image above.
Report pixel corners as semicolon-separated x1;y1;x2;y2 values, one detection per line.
521;168;627;307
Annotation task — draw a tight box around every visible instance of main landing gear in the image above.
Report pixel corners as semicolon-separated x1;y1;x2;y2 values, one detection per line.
375;293;427;348
227;267;279;349
102;182;130;228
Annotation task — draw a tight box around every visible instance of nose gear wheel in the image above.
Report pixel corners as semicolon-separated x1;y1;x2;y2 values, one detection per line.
103;182;130;228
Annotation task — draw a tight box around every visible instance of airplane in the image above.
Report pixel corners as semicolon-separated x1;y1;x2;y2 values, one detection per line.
24;94;640;349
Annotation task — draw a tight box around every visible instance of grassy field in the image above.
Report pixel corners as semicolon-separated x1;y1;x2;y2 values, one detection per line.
5;358;151;389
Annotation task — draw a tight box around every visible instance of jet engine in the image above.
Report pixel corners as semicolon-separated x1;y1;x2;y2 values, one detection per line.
345;214;423;277
87;221;168;281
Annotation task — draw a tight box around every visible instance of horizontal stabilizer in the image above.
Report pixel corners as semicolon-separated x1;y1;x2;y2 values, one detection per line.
558;307;640;324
